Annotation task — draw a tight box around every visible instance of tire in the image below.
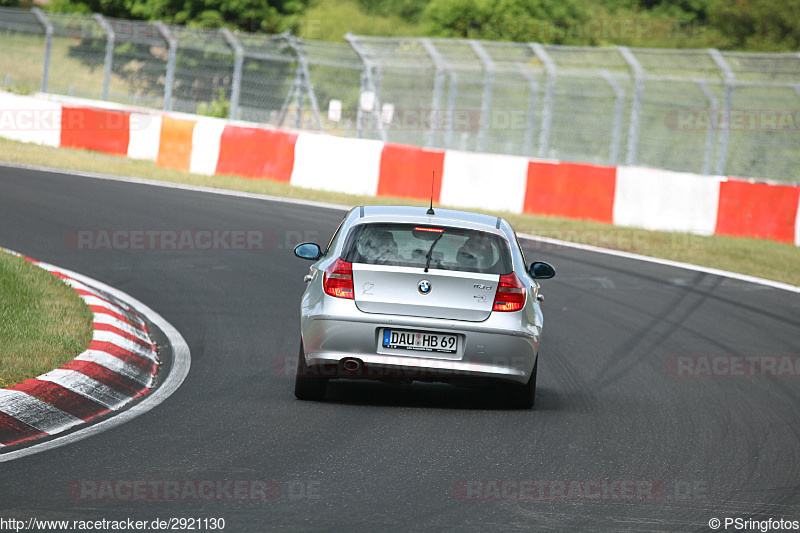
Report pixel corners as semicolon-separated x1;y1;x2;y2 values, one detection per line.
294;339;328;401
506;358;537;409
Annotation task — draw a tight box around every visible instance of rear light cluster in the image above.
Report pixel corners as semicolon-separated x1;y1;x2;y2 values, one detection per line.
323;258;354;299
493;272;526;312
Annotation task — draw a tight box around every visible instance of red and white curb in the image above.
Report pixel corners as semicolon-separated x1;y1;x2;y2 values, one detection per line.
0;250;161;448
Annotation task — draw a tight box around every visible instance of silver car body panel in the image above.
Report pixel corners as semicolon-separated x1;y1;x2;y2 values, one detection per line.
353;264;498;321
298;206;544;386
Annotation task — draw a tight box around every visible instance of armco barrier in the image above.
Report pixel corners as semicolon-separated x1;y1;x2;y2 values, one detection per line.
216;126;298;182
440;150;529;214
613;166;722;235
377;143;445;202
0;92;61;147
189;119;227;176
61;106;130;156
716;180;800;244
127;114;162;161
290;133;384;197
1;91;798;246
525;161;616;224
156;116;196;173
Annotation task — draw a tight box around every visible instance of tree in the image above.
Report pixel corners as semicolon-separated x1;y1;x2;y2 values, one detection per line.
709;0;800;50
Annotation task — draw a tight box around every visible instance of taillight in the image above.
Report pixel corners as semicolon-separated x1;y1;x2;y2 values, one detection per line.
493;272;526;312
323;258;354;299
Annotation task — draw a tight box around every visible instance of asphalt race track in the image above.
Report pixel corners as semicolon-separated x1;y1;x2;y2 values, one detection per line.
1;165;799;531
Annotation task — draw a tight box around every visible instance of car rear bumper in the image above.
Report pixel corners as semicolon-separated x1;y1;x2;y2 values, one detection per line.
300;307;539;385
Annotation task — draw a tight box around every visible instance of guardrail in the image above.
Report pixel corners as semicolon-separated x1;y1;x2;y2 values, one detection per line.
1;7;798;182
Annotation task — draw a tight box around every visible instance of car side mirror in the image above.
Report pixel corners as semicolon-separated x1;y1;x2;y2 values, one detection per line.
529;261;555;279
294;243;322;260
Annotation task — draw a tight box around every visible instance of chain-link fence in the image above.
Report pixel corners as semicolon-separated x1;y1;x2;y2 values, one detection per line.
1;7;798;182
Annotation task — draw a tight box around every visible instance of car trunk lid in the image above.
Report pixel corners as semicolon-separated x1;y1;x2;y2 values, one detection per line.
352;264;498;321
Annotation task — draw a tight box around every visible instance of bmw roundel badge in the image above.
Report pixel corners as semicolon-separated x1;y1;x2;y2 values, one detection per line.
418;279;432;295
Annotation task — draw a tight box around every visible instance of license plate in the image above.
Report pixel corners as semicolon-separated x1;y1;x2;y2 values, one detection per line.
381;328;457;354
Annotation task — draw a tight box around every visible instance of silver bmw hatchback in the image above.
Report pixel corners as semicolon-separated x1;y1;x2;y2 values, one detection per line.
293;205;555;408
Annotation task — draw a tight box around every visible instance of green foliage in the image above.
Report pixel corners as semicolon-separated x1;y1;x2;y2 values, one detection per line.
423;0;588;41
354;0;428;23
5;83;35;95
708;0;800;51
197;88;231;118
296;0;423;41
42;0;800;51
47;0;308;34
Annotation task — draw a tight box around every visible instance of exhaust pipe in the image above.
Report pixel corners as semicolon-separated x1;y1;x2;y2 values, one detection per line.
341;358;362;373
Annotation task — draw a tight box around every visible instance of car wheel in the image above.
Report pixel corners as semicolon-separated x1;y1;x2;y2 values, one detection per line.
294;339;328;401
507;358;537;409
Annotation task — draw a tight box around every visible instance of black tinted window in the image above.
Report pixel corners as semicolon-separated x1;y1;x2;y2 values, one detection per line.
342;223;512;275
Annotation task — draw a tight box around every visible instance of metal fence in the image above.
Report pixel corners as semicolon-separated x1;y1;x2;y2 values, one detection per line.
1;7;798;182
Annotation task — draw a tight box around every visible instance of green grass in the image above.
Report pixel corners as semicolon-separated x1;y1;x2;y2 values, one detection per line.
1;136;798;288
0;251;94;388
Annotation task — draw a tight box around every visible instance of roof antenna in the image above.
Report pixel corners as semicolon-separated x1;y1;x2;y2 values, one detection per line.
426;170;435;215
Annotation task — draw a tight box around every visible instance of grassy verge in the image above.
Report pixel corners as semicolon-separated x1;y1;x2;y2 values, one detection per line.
1;136;798;287
0;251;94;388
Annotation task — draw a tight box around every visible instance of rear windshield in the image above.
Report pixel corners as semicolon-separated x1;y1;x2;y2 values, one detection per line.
341;223;512;275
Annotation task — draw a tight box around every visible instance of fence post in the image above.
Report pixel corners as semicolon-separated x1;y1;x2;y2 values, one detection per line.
529;43;555;159
93;14;115;101
469;39;494;153
286;34;322;132
601;69;624;166
30;8;52;94
618;46;644;166
221;28;243;121
708;49;735;176
444;70;458;149
421;38;451;148
695;80;718;175
516;62;538;158
155;21;176;111
345;33;386;141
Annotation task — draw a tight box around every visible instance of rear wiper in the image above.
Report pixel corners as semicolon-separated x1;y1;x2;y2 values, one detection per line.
424;233;444;273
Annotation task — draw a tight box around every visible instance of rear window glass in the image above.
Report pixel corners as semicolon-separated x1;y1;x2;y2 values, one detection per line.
341;223;512;275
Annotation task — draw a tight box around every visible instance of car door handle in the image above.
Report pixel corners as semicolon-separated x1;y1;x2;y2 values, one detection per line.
303;274;313;283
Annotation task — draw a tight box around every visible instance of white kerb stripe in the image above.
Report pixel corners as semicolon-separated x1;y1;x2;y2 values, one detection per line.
56;276;125;305
92;308;146;331
37;369;130;409
613;166;722;235
92;330;157;361
0;389;83;434
290;133;384;196
81;294;131;313
75;350;154;387
439;150;528;214
93;313;150;341
128;113;162;161
189;118;227;175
